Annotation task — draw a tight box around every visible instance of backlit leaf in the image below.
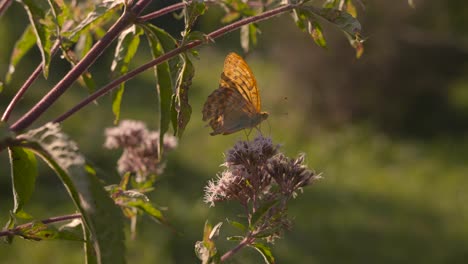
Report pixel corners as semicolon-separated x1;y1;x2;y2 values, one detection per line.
8;147;37;215
5;26;36;85
17;123;125;264
17;0;54;78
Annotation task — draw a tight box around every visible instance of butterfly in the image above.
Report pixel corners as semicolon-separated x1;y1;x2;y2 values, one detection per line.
202;52;269;136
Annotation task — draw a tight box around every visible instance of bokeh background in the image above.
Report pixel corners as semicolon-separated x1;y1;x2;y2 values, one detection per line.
1;0;468;263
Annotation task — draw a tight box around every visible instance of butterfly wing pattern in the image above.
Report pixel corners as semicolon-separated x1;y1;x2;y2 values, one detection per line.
202;53;269;135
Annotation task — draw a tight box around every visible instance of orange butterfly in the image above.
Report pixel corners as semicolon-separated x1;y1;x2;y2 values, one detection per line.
202;52;269;136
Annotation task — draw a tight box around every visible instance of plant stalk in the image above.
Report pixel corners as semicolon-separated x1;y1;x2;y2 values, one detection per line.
54;3;297;123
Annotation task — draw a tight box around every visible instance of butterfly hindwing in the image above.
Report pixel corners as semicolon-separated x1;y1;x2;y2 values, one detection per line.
202;52;269;135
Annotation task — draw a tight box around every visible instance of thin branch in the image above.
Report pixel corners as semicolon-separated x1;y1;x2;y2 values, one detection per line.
0;0;12;17
53;3;297;123
138;1;187;22
1;41;61;123
9;0;153;133
220;235;255;262
0;213;81;237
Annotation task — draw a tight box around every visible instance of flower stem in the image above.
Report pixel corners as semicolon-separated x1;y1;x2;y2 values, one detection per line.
221;235;255;262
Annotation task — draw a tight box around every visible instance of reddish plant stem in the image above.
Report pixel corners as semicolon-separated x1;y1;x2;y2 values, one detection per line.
0;0;12;17
1;41;61;123
9;0;153;133
54;3;296;123
221;235;256;262
0;213;82;237
138;1;187;22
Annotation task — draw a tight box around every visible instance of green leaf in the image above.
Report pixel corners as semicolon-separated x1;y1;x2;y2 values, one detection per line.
195;221;221;264
228;220;247;232
47;0;71;30
141;24;176;156
249;242;275;264
345;32;365;58
323;0;338;8
226;235;244;241
5;25;36;84
172;54;194;138
17;123;125;264
75;32;97;93
182;0;207;39
19;222;59;241
17;0;54;78
300;6;361;36
292;9;308;32
111;25;143;124
251;200;279;228
111;25;143;74
64;0;124;42
8;147;37;215
119;190;166;224
112;85;125;124
309;20;327;49
345;0;357;18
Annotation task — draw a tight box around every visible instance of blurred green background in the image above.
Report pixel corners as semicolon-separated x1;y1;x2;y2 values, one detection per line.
1;0;468;263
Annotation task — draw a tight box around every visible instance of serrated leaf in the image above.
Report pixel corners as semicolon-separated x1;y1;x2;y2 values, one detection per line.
249;242;275;264
300;6;361;36
309;20;327;48
172;54;194;138
17;123;125;264
8;147;37;215
5;26;36;84
17;0;54;78
251;200;279;228
111;25;143;124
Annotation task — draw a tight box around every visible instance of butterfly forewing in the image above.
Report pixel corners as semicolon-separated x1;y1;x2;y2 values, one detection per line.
221;53;261;112
202;52;268;135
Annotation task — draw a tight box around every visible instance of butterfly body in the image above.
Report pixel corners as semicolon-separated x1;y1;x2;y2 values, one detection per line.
202;53;268;135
